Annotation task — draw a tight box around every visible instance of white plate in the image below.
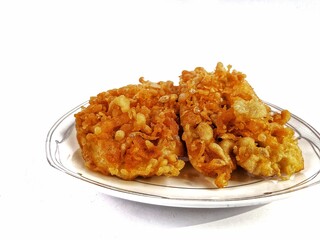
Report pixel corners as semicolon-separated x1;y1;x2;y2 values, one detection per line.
45;101;320;208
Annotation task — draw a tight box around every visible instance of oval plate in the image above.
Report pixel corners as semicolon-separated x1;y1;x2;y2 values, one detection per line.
45;101;320;208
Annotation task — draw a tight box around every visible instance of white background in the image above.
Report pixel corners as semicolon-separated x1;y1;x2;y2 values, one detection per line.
1;0;319;239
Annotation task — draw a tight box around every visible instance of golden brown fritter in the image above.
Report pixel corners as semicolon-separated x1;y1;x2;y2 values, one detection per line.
75;78;185;180
75;62;304;188
179;63;304;187
178;64;237;188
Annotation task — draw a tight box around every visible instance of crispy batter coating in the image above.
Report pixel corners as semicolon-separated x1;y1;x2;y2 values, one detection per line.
75;62;304;188
179;64;237;188
179;63;304;187
75;78;185;180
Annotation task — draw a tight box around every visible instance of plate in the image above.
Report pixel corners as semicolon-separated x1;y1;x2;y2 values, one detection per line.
45;101;320;208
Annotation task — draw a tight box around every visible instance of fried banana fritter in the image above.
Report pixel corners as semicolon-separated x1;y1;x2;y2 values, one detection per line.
179;63;304;187
75;78;185;180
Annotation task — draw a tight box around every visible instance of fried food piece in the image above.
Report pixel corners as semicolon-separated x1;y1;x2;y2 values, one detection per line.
178;65;237;188
211;63;304;179
75;78;185;180
233;111;304;179
179;62;304;187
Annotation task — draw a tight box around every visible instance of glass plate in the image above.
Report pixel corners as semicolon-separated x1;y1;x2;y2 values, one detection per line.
45;101;320;208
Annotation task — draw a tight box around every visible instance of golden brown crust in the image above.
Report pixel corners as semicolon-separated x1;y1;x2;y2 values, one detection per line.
75;62;304;188
75;78;185;180
178;64;238;188
179;63;304;187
